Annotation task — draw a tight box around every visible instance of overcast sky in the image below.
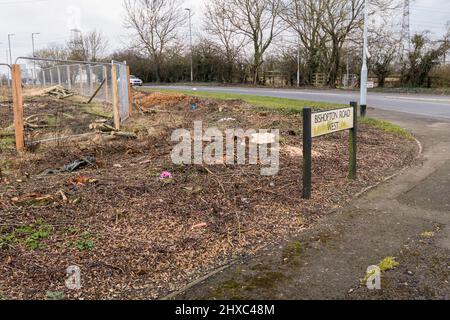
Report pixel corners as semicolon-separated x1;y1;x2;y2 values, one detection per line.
0;0;449;64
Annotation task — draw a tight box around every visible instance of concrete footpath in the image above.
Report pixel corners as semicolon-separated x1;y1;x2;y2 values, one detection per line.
178;109;450;300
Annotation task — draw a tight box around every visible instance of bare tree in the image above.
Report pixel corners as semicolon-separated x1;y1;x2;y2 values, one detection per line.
325;0;401;86
369;33;398;87
367;9;402;87
281;0;329;84
124;0;187;82
319;0;368;87
220;0;285;84
282;0;398;87
67;30;108;62
205;0;247;83
84;30;109;62
34;44;69;68
439;21;450;64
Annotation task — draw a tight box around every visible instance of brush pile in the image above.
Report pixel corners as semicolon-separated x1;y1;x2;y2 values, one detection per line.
41;86;75;99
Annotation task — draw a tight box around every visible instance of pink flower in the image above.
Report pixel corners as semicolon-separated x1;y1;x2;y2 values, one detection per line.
159;171;173;180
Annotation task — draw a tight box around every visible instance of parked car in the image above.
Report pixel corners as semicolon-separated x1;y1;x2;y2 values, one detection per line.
130;75;143;86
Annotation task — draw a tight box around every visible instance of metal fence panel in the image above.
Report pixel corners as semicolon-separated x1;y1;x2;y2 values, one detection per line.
36;61;130;126
7;59;132;150
117;63;130;122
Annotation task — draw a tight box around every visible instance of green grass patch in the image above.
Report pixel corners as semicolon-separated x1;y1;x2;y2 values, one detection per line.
69;232;95;251
81;103;113;119
362;256;400;284
139;88;342;114
282;241;304;262
46;116;58;126
359;118;414;140
420;231;435;239
0;135;15;150
378;257;400;272
46;291;65;300
0;220;52;250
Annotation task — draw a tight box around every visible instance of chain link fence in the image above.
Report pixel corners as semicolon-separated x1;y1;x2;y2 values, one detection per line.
2;58;132;152
116;62;130;123
37;64;117;104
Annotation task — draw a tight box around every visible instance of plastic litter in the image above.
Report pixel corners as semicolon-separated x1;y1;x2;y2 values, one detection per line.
218;117;236;122
159;171;173;180
40;156;96;175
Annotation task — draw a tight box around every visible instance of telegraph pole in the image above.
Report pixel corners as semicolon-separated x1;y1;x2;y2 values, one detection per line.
360;0;368;117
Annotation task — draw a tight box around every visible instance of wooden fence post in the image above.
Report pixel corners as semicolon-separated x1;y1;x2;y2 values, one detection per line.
112;64;120;130
349;102;358;180
126;65;132;116
302;107;312;199
12;64;25;152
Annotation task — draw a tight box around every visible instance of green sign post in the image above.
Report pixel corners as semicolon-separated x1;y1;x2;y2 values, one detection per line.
302;102;358;199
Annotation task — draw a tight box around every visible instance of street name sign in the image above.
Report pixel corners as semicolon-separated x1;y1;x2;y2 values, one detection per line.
311;107;354;138
302;103;358;199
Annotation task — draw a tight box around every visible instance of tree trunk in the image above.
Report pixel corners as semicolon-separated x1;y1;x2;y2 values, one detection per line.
226;57;234;83
253;43;262;85
328;42;340;88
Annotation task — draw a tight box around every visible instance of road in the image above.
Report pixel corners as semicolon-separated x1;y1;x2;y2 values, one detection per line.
147;85;450;119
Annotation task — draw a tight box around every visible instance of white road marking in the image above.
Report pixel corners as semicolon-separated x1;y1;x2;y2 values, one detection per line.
384;96;450;103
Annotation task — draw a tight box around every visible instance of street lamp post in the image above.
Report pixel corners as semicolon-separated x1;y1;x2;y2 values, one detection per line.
297;37;301;88
185;8;193;83
360;0;368;117
8;34;14;66
7;34;15;86
32;32;40;84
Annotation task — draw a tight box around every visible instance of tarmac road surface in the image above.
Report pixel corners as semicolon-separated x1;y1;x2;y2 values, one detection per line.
146;85;450;120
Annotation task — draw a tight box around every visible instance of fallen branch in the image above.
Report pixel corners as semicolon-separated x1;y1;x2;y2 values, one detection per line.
42;85;75;99
87;79;106;104
82;110;112;119
25;123;58;129
203;166;226;194
110;131;138;139
89;122;117;132
0;132;14;137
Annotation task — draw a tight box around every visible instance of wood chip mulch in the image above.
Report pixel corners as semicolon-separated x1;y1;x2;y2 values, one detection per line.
0;92;418;300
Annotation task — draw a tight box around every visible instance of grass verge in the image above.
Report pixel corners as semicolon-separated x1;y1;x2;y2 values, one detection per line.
359;118;414;140
138;88;414;141
139;88;342;114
